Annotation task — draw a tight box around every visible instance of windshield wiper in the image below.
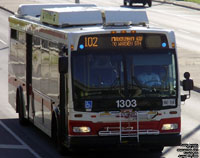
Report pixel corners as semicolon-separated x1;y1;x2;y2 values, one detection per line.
110;77;125;97
111;77;120;89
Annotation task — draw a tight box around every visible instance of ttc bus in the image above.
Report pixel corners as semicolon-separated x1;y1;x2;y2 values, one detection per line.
8;4;193;153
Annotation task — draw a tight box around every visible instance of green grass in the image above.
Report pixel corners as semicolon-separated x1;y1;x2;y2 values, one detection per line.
184;0;200;4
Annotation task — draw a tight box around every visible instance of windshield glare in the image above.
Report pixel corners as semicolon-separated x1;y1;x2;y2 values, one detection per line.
72;50;177;111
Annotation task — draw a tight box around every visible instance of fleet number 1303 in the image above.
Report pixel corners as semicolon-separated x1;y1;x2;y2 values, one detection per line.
116;99;137;108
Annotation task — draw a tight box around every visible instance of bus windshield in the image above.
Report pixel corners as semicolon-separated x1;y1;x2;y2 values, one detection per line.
72;49;177;112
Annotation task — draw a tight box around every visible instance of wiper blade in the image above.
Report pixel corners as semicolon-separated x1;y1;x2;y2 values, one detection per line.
110;77;125;97
111;77;123;89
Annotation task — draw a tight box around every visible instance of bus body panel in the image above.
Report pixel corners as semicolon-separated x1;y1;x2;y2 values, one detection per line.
9;16;63;136
8;6;183;151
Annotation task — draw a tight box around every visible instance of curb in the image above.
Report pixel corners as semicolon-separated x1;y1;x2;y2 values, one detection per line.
153;0;200;11
194;86;200;93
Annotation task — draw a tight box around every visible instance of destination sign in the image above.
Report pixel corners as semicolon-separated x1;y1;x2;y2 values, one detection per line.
111;36;143;47
78;33;169;51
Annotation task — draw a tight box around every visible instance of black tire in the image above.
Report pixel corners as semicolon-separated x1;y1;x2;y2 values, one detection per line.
148;0;152;7
129;2;133;6
17;88;28;126
52;117;67;155
52;117;57;145
143;2;147;6
124;1;127;6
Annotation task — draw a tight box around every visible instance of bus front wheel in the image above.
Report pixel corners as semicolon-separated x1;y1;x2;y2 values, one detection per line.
16;87;28;126
52;116;67;155
124;0;127;5
148;0;152;7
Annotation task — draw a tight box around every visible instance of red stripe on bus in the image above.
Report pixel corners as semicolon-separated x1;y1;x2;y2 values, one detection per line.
40;29;66;39
8;76;26;91
68;117;181;136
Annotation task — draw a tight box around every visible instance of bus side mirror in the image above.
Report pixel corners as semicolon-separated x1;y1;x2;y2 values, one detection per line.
182;72;194;91
181;72;193;102
59;56;68;74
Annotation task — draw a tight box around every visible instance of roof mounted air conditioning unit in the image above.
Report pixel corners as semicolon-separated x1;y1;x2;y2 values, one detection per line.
102;8;149;26
40;7;103;26
17;3;96;17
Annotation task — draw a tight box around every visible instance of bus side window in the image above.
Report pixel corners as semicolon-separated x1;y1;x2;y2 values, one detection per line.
41;50;50;95
49;50;59;102
10;29;18;60
42;39;49;51
11;29;17;40
32;37;42;91
33;36;41;48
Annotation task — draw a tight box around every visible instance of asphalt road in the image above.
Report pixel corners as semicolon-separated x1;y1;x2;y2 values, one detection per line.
0;1;200;158
146;3;200;87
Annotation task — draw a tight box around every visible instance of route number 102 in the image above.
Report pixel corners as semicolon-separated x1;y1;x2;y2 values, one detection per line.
85;37;98;48
116;99;137;108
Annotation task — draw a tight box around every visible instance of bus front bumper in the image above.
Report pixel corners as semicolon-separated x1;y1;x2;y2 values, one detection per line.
68;133;181;148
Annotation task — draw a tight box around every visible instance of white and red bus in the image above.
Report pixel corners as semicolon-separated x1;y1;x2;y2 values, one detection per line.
8;4;193;153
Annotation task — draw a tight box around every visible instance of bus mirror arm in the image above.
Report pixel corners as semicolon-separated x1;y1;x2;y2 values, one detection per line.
181;72;194;102
181;92;190;102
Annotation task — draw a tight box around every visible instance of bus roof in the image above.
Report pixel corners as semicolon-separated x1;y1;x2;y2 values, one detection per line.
16;4;149;27
10;4;175;48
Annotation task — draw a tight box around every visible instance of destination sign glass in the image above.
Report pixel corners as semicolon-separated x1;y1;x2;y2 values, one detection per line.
78;33;169;51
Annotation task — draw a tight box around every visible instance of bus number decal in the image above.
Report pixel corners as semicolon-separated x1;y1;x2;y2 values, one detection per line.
85;37;98;48
116;99;137;108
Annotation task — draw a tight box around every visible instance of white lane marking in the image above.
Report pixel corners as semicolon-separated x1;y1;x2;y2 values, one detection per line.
0;121;41;158
0;39;7;45
150;9;200;22
0;145;27;149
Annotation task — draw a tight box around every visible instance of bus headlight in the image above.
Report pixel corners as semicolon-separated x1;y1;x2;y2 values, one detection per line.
162;123;178;130
73;127;91;133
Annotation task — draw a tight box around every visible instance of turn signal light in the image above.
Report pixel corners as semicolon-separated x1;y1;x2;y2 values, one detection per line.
71;45;74;50
172;43;175;48
131;30;136;34
111;31;117;34
121;30;127;33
